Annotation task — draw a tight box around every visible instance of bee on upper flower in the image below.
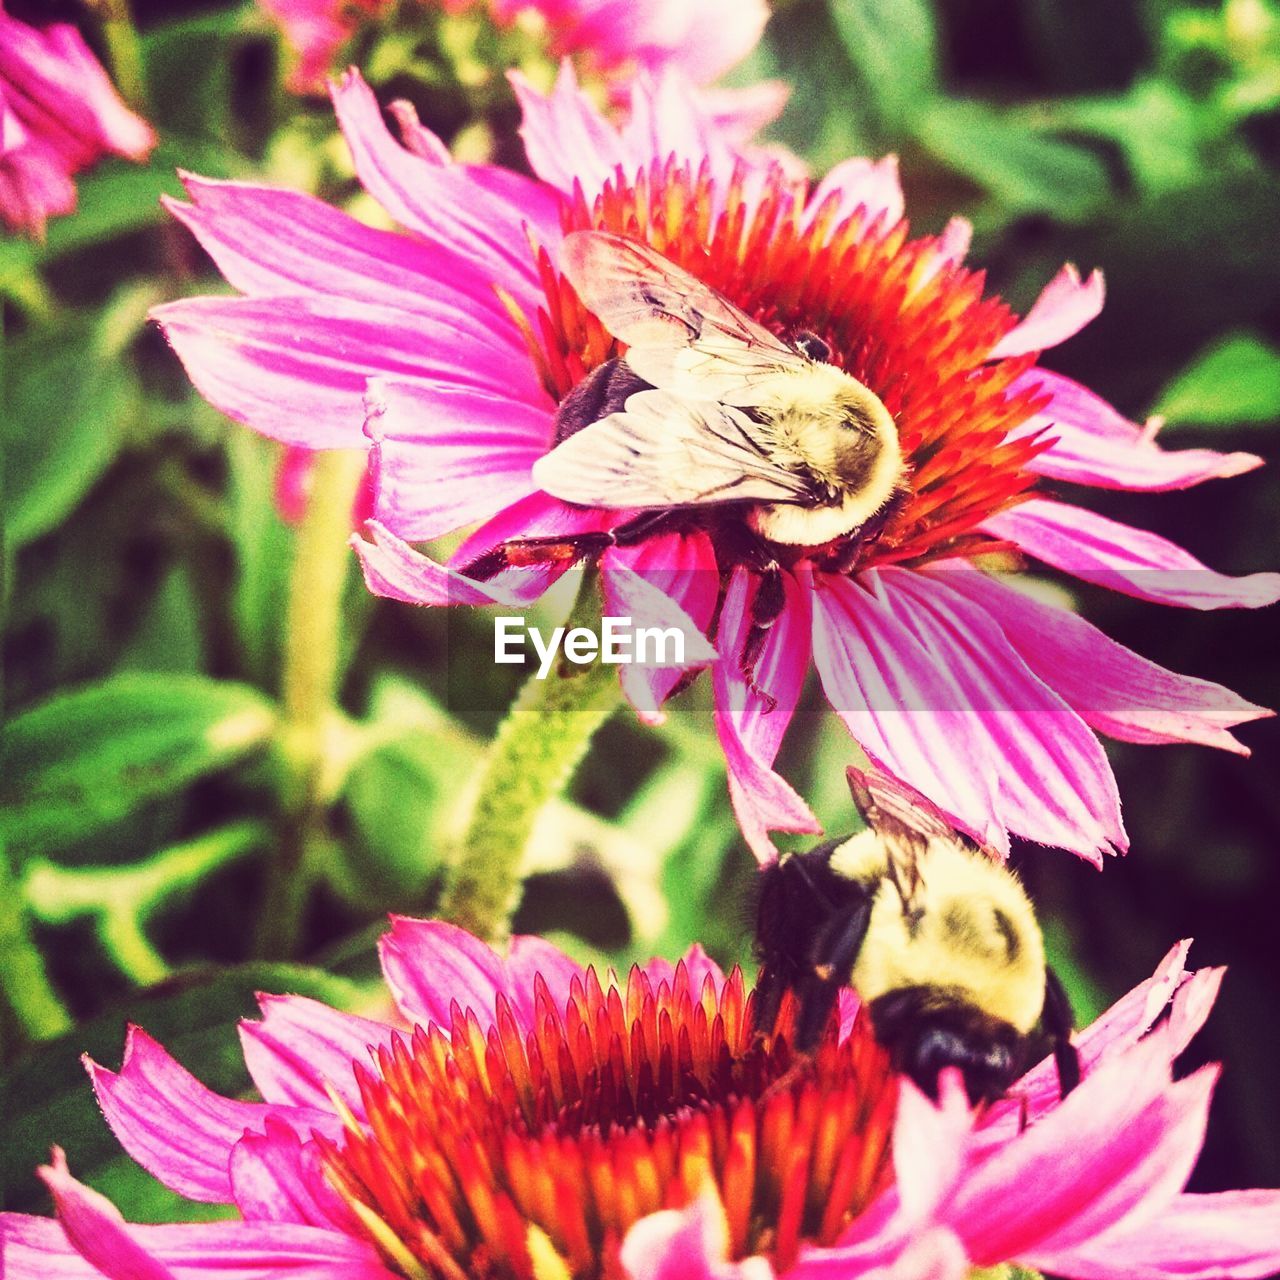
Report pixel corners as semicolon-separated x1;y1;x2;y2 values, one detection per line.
152;64;1279;862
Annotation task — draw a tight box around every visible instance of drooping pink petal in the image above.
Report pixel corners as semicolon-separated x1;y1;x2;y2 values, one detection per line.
351;519;541;608
152;295;537;449
378;917;511;1030
929;562;1272;752
880;567;1126;861
990;264;1105;358
329;70;558;307
808;570;1006;856
1046;1189;1280;1280
712;568;821;864
699;81;791;148
85;1027;339;1204
984;499;1280;610
38;1148;175;1280
619;1184;773;1280
806;155;904;233
238;995;398;1119
1008;370;1262;491
164;176;520;326
602;532;720;724
228;1120;343;1229
1;1206;393;1280
364;378;552;542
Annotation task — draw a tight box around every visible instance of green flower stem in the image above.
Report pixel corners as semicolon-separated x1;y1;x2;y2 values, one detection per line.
255;450;365;959
87;0;147;112
0;848;72;1044
440;574;623;942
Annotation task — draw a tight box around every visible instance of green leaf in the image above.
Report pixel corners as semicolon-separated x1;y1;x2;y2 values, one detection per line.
117;566;206;676
2;317;136;550
917;100;1111;222
1151;331;1280;425
0;675;277;864
3;961;366;1219
827;0;939;132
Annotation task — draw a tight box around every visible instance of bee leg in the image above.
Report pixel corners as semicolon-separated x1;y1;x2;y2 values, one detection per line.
791;896;872;1053
739;562;786;712
459;509;685;581
1042;966;1080;1097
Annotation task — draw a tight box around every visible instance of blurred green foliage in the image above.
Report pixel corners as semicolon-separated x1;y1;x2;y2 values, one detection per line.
2;0;1278;1224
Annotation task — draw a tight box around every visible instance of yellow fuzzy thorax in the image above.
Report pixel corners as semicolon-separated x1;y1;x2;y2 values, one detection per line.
830;831;1047;1034
747;363;903;546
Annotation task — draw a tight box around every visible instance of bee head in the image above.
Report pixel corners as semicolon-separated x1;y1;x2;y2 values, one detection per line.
868;987;1025;1105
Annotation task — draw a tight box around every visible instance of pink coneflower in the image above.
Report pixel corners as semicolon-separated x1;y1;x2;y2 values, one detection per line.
259;0;775;128
4;923;1279;1279
0;6;155;237
153;68;1277;861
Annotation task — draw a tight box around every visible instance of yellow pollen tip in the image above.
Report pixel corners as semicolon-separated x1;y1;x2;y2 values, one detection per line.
526;1225;574;1280
349;1200;432;1280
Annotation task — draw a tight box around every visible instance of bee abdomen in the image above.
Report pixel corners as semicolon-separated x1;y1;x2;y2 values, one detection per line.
553;359;653;443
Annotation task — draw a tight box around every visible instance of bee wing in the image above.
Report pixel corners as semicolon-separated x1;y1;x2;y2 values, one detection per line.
561;231;804;407
532;388;812;509
845;767;976;909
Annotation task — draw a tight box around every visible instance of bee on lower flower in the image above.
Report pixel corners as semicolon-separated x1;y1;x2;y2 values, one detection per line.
754;768;1079;1104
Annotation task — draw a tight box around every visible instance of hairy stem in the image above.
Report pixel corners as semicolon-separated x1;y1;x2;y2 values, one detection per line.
255;450;364;958
440;574;622;942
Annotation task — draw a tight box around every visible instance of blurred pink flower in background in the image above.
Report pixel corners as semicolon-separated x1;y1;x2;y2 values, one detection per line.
4;923;1279;1280
259;0;774;117
152;66;1278;862
0;6;155;237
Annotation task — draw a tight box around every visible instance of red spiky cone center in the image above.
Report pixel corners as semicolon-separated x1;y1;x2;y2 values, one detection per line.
508;156;1055;574
323;962;897;1279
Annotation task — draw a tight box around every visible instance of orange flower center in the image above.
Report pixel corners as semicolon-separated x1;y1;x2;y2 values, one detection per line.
323;963;897;1279
509;157;1054;574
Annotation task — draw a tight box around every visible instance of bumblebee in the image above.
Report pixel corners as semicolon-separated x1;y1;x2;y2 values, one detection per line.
753;769;1079;1104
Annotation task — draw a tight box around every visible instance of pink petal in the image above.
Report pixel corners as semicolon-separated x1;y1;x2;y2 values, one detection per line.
351;519;533;608
892;1075;973;1227
929;563;1271;752
699;81;791;145
712;568;821;863
85;1027;338;1204
164;176;518;325
984;499;1280;610
329;70;558;306
880;568;1126;860
364;378;551;542
152;294;537;449
511;62;628;199
1008;370;1263;491
987;941;1195;1128
619;1185;773;1280
806;155;904;232
1;1210;391;1280
602;532;720;724
378;916;510;1029
990;264;1105;358
1049;1190;1280;1280
808;571;1007;855
621;71;741;196
38;1148;175;1280
505;934;586;1029
228;1120;343;1228
953;1045;1218;1265
658;0;770;84
238;995;398;1119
